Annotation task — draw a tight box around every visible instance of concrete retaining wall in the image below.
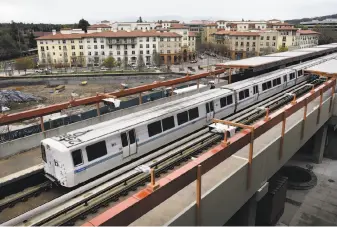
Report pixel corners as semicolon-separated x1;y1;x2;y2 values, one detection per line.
167;94;331;226
0;83;223;159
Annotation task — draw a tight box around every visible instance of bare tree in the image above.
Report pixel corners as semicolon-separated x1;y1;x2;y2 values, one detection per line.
137;54;145;71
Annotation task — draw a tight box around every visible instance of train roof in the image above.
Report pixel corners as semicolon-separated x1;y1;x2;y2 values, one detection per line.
51;88;233;148
223;68;293;91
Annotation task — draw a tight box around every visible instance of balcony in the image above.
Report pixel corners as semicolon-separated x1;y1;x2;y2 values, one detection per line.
107;39;137;45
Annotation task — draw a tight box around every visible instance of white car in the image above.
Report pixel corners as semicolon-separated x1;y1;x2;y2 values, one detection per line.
35;69;43;73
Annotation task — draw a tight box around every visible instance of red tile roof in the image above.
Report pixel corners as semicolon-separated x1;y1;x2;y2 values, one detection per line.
276;27;298;31
88;24;112;29
206;23;218;27
36;30;181;40
170;24;189;29
189;32;198;36
214;30;231;35
297;30;320;35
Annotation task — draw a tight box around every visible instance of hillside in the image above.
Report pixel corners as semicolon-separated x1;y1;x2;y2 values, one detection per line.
285;14;337;25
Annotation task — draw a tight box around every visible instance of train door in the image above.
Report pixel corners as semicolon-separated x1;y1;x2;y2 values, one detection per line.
43;145;56;177
206;101;214;122
121;129;137;158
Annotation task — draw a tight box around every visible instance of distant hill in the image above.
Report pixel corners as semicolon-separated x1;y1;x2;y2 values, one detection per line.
285;14;337;25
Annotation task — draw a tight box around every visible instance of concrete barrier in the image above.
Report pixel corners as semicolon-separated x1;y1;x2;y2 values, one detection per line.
0;83;224;159
166;93;331;226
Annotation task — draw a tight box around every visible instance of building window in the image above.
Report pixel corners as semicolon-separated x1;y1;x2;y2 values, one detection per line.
95;52;98;56
87;40;90;43
71;40;74;43
100;38;104;43
147;50;150;54
153;37;156;41
109;45;112;49
146;37;149;42
101;51;105;55
79;40;83;43
267;36;270;40
80;52;84;56
117;51;120;55
94;45;97;49
58;46;61;50
140;50;143;54
94;38;97;43
132;44;135;49
79;45;83;49
261;36;264;40
160;38;164;41
72;52;76;56
124;51;127;55
167;50;171;54
101;45;104;49
273;36;276;40
132;51;135;55
146;44;150;48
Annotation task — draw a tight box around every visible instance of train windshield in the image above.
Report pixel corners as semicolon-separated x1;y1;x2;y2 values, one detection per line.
41;144;47;163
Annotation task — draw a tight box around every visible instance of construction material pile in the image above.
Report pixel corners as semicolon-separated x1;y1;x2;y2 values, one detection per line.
0;90;42;106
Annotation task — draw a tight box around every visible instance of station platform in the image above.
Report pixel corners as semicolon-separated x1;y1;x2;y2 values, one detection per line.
0;147;42;182
123;89;333;225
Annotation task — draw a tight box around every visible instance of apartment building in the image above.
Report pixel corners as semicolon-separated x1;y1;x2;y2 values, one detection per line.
296;30;319;48
110;22;158;31
36;30;183;67
259;30;278;54
202;23;217;43
276;28;298;49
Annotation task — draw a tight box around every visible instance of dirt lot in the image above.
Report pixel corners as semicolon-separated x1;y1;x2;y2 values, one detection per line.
2;83;130;114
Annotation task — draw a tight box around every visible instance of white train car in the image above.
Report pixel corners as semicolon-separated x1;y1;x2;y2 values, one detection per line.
41;52;334;188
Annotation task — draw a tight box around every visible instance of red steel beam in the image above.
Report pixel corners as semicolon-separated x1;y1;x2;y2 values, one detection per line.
82;79;335;226
0;69;226;126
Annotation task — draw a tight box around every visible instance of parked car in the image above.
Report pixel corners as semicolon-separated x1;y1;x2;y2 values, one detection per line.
35;69;43;73
190;60;197;63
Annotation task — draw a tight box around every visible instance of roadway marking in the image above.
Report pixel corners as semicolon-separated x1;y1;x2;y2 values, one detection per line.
232;155;248;161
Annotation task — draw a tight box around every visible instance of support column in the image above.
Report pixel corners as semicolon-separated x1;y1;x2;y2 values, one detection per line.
312;124;328;164
225;193;257;226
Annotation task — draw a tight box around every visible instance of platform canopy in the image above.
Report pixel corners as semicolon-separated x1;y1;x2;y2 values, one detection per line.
305;59;337;77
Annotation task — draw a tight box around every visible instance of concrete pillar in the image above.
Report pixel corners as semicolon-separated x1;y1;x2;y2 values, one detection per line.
225;193;257;226
312;124;328;164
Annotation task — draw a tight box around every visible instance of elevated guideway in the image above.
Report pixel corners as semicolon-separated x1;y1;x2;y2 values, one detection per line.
83;59;337;226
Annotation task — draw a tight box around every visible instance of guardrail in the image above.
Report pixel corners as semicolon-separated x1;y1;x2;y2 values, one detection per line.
82;78;336;226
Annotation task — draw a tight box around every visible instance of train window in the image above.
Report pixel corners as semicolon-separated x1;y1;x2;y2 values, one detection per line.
283;75;287;82
210;101;214;112
227;95;233;105
41;144;47;163
206;103;210;113
188;107;199;120
290;73;295;80
298;70;303;77
220;97;227;108
147;121;163;137
273;78;281;86
162;116;175;131
121;132;128;147
262;81;272;91
177;111;189;125
253;85;259;94
129;130;136;145
86;141;108;162
72;149;83;167
239;89;249;100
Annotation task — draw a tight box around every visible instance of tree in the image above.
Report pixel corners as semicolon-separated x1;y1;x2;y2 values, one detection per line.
78;19;90;33
102;56;116;70
15;57;35;75
278;45;288;52
137;17;143;23
152;51;161;67
260;47;274;55
28;32;37;48
313;25;336;45
0;33;20;60
137;54;145;71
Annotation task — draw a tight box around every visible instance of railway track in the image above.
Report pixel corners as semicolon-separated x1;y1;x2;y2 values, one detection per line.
3;76;325;226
